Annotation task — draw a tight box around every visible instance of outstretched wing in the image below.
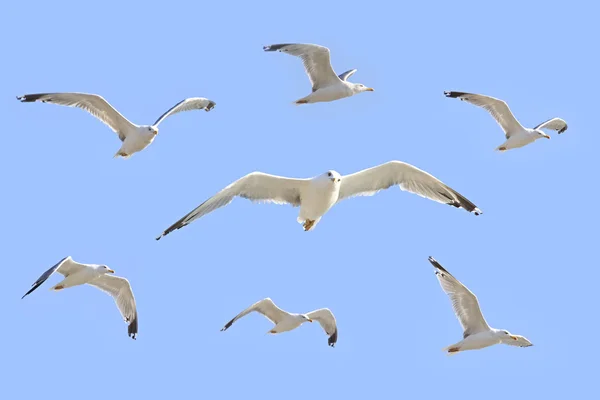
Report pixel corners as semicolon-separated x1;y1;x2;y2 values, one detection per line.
534;117;568;134
264;43;341;91
152;97;216;127
21;256;83;299
156;172;307;240
306;308;338;347
338;69;357;82
444;91;524;138
338;161;481;215
17;92;136;141
221;298;290;331
428;256;490;338
88;275;138;339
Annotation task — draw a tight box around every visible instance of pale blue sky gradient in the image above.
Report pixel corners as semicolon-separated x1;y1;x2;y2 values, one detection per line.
1;1;598;398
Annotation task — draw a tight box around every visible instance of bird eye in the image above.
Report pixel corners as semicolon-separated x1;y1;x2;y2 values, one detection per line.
328;172;332;177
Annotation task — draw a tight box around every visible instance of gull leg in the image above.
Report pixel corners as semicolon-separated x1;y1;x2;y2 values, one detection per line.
303;219;315;231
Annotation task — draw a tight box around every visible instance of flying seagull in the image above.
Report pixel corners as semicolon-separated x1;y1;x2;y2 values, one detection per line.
263;43;373;104
17;92;216;158
221;298;338;347
22;256;138;339
428;256;532;354
444;91;567;151
156;161;481;239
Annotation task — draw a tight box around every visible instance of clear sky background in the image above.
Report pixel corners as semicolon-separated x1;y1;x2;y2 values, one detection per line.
1;0;598;398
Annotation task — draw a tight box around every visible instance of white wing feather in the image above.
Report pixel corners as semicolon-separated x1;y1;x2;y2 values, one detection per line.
17;92;136;141
534;117;568;134
152;97;216;126
445;92;524;138
338;161;481;215
88;275;138;339
264;43;342;91
156;172;307;239
221;298;291;330
428;257;490;338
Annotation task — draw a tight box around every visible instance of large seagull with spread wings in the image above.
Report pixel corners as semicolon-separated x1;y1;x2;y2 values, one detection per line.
156;160;481;239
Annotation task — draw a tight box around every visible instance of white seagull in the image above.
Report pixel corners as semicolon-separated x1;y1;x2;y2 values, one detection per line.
17;92;216;158
428;256;532;354
22;256;138;339
263;43;374;104
156;161;481;239
444;91;568;151
220;298;338;347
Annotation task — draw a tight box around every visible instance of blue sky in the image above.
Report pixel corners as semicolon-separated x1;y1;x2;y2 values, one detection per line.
1;0;598;398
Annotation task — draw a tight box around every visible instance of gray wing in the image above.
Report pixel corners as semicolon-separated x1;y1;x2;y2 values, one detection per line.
221;298;291;331
534;117;568;134
88;275;138;339
338;69;357;82
428;257;490;338
306;308;338;347
21;256;84;299
17;92;136;141
444;91;524;138
156;172;307;240
152;97;216;127
338;161;481;215
264;43;341;91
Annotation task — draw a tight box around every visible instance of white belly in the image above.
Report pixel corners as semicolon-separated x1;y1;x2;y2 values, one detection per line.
299;185;339;222
273;318;303;334
503;132;537;150
120;132;156;155
460;332;500;350
307;84;353;103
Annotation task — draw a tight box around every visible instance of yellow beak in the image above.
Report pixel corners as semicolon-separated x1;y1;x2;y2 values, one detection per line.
510;335;518;341
107;269;115;274
308;319;313;323
366;87;374;92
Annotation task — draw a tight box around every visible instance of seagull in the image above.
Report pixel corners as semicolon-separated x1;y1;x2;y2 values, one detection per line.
22;256;138;339
444;91;568;151
263;43;373;104
428;256;532;354
156;161;481;239
220;298;338;347
17;92;216;158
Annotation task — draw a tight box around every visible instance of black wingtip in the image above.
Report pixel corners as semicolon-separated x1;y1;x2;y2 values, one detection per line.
444;91;465;98
128;315;138;340
428;256;450;274
206;101;216;111
558;126;568;134
328;329;338;347
221;317;235;332
263;44;290;52
155;234;163;241
16;94;43;103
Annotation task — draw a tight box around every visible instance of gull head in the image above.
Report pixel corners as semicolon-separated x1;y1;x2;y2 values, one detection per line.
352;83;374;94
534;129;551;140
99;265;115;274
510;335;533;347
300;314;313;323
318;170;342;184
146;126;159;136
496;329;519;342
